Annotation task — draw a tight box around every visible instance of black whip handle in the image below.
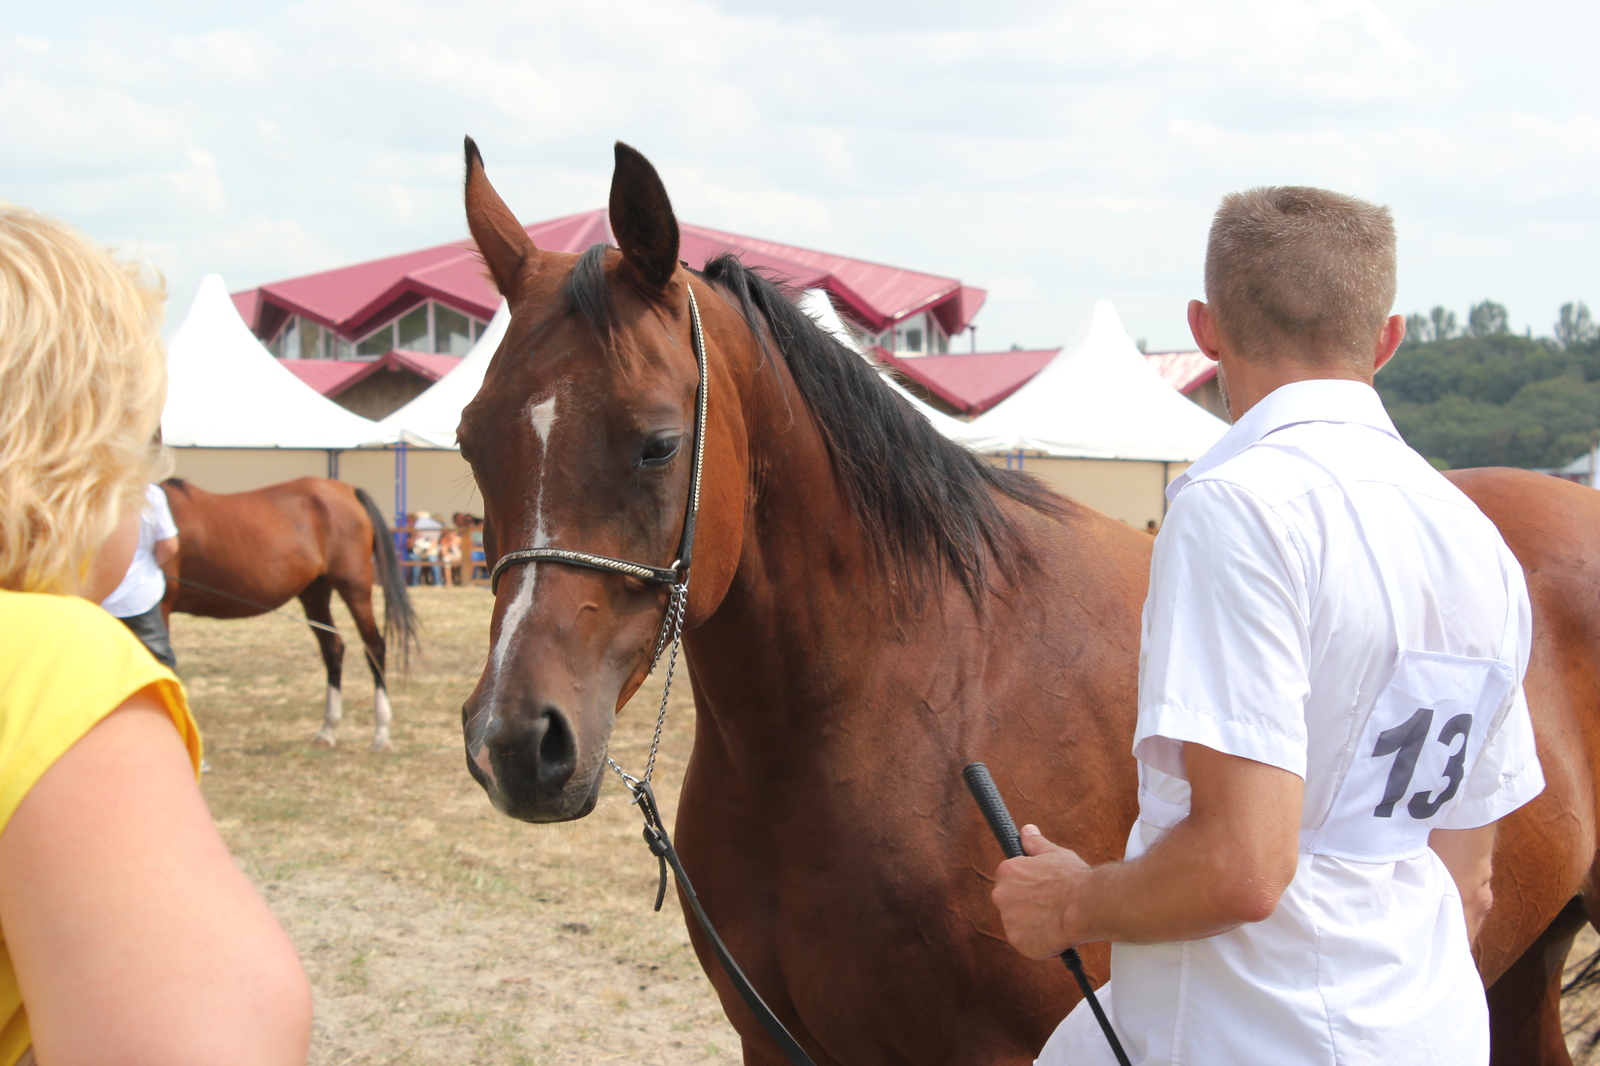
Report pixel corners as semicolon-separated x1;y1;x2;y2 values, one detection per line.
963;763;1133;1066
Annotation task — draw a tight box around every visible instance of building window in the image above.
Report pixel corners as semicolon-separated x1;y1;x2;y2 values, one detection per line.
269;302;488;361
356;322;395;358
269;316;339;360
397;305;430;350
435;305;473;354
874;312;947;356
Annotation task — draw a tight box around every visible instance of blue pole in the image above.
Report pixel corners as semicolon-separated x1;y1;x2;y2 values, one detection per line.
393;442;409;557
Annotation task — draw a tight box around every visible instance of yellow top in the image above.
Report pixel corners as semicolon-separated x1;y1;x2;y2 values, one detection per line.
0;590;202;1066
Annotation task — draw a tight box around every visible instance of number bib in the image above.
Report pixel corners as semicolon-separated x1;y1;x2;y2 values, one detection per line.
1305;648;1515;862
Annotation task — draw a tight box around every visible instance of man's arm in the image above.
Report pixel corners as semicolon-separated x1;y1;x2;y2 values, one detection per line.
1429;824;1496;944
992;743;1303;958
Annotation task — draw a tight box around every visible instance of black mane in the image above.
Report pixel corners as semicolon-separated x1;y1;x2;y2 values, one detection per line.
564;243;617;340
698;254;1061;599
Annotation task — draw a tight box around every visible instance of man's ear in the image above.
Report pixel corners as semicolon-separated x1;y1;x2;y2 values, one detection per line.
1373;314;1406;373
1189;300;1222;362
464;136;540;298
609;142;680;291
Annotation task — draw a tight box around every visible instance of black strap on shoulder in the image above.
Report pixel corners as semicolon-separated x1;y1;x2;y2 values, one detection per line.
634;784;816;1066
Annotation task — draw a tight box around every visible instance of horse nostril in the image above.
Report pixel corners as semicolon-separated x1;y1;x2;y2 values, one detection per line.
535;708;577;790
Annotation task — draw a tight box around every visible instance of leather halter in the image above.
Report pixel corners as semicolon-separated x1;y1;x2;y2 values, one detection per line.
489;283;709;595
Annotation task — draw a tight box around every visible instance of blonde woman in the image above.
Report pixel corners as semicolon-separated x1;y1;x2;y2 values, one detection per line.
0;206;311;1065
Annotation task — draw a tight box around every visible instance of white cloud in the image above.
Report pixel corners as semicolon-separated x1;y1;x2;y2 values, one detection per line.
0;0;1595;348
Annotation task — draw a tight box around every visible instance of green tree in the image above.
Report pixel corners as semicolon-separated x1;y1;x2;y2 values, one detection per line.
1402;312;1430;348
1556;302;1597;350
1466;300;1509;337
1428;306;1458;342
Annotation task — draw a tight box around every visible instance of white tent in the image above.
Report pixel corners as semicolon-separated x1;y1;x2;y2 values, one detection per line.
376;300;511;448
961;300;1228;461
163;275;396;449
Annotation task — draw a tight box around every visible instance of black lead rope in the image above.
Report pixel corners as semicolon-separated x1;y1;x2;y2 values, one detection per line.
634;783;817;1066
963;763;1133;1066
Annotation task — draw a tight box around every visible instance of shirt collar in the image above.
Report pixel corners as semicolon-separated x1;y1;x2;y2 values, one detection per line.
1166;378;1402;502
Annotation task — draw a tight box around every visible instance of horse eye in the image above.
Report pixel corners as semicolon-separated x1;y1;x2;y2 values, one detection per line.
640;434;682;466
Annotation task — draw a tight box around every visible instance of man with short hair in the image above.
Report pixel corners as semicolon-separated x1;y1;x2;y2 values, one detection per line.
993;187;1544;1064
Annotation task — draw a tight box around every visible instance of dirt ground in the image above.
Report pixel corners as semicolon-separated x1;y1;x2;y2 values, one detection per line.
176;584;1600;1064
172;585;741;1065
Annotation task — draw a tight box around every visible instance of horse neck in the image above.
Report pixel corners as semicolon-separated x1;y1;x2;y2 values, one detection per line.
683;327;957;776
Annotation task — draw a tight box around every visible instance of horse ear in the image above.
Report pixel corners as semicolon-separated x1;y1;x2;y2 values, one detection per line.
464;136;539;297
609;142;680;291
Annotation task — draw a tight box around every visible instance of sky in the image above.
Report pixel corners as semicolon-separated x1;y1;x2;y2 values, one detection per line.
3;0;1596;352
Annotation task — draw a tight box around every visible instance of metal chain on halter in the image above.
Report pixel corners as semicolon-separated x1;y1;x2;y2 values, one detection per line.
607;580;688;793
605;284;708;799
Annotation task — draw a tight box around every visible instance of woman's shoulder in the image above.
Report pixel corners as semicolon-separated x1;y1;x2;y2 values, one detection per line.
0;590;198;833
0;588;136;645
0;589;174;695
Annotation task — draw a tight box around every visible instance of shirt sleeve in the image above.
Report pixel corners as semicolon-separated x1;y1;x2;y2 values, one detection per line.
0;596;202;836
1133;479;1312;781
147;483;178;541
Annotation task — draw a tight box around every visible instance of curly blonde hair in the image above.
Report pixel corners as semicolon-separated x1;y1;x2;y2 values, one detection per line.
0;204;169;593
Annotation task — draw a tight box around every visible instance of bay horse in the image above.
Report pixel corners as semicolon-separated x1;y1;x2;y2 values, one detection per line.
456;138;1600;1064
162;477;418;751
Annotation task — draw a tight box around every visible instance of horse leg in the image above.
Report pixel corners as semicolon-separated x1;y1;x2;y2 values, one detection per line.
1489;895;1590;1064
300;578;346;749
335;580;392;752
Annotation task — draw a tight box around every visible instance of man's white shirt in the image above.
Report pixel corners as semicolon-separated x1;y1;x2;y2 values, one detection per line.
101;483;178;619
1038;379;1544;1066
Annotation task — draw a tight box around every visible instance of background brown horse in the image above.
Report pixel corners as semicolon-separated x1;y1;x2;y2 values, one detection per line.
457;139;1600;1064
162;477;418;751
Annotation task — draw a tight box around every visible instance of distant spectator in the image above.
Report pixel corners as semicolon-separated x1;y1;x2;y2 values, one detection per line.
1145;519;1159;536
439;529;463;586
100;483;180;667
454;513;488;582
413;510;444;586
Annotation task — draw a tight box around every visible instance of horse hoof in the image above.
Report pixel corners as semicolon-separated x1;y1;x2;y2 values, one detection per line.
370;738;392;753
311;733;337;749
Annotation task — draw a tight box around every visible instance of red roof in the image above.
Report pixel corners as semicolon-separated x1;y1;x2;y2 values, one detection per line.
234;210;983;341
280;351;463;397
881;348;1060;416
280;360;369;395
1143;350;1216;394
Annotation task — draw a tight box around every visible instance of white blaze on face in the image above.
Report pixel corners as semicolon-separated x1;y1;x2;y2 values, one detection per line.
488;394;560;701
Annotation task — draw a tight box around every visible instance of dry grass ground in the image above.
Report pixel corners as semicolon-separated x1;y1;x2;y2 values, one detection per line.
174;583;1600;1064
171;585;740;1065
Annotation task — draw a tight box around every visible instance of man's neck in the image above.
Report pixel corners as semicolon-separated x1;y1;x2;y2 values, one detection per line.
1219;359;1372;421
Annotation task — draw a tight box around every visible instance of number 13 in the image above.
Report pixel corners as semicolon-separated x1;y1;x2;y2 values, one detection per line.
1372;707;1473;819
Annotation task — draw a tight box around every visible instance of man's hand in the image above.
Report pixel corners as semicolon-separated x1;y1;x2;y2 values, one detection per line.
987;745;1304;955
992;825;1093;959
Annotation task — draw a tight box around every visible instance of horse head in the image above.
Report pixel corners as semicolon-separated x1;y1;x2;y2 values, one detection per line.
456;138;746;822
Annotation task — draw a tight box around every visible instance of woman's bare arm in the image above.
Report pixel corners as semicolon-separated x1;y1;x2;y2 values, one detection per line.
0;692;311;1066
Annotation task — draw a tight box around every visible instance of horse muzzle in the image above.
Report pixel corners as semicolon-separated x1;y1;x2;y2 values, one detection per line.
462;695;606;822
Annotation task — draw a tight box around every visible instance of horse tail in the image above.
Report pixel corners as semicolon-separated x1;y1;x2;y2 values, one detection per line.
356;487;419;675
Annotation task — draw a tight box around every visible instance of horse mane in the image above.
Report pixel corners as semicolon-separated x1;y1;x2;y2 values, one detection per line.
558;245;1061;599
564;243;617;341
163;477;192;496
697;254;1062;600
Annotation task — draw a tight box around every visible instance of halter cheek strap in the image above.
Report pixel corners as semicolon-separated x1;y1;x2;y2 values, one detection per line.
488;283;709;594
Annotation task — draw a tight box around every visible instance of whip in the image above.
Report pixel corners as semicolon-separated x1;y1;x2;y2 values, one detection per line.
963;762;1132;1066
